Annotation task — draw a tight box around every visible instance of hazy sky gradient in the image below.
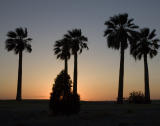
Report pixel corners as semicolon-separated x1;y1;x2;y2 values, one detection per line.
0;0;160;100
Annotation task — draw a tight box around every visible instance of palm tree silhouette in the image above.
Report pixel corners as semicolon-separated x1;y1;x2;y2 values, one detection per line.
54;38;71;74
5;27;32;101
104;13;138;104
64;29;88;95
131;28;160;103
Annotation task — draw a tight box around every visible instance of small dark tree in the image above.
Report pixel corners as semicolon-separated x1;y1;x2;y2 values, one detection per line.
128;91;145;104
49;70;80;115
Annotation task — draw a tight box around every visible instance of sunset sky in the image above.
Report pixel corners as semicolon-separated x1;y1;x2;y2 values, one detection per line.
0;0;160;101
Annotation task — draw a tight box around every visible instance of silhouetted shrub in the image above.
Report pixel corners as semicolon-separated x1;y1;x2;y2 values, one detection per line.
128;91;145;104
49;70;80;115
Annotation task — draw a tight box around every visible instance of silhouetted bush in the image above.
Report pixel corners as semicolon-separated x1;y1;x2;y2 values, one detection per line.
128;91;145;104
49;70;80;115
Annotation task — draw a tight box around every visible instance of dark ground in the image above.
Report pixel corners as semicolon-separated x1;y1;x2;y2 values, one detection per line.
0;100;160;126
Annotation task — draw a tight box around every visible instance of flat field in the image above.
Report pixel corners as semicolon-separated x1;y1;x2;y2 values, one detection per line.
0;100;160;126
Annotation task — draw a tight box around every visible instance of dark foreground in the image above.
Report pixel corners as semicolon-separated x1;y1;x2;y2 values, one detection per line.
0;100;160;126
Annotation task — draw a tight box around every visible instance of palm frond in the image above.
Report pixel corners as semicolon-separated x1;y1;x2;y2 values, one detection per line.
25;44;32;53
24;28;28;38
127;18;134;24
148;29;156;40
141;28;150;38
5;39;16;51
104;29;113;37
7;31;17;38
16;27;24;37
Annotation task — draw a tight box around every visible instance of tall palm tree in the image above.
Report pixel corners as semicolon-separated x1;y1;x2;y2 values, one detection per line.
104;13;138;104
130;28;160;103
64;29;88;95
54;38;71;74
5;27;32;101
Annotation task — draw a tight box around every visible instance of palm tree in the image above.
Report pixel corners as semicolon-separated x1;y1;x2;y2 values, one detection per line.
54;38;71;74
130;28;160;103
5;27;32;101
64;29;88;95
104;13;138;104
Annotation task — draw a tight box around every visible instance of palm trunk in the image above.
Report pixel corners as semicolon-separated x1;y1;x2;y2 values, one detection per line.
16;51;23;101
73;52;78;95
117;47;125;104
64;57;68;74
143;54;150;103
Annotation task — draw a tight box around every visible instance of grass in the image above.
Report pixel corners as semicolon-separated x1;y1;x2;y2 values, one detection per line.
0;100;160;126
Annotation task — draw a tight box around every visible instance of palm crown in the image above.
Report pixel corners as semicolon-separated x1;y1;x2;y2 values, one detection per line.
64;29;88;54
131;28;160;60
5;27;32;54
54;38;71;60
104;13;138;50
